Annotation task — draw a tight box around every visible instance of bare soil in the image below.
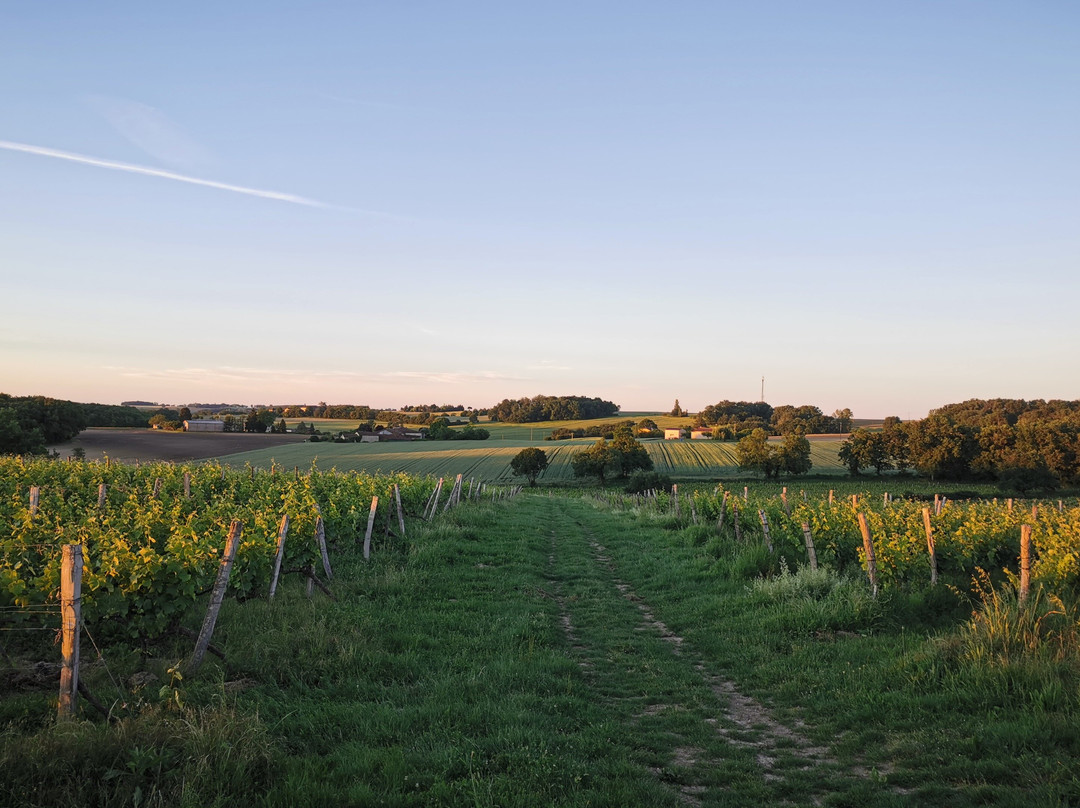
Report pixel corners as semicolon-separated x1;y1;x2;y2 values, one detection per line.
50;428;310;464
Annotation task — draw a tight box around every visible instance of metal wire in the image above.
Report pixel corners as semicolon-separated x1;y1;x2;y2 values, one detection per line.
81;623;126;703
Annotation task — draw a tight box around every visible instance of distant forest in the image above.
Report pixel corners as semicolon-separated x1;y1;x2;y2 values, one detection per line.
488;395;620;423
838;398;1080;487
0;394;148;454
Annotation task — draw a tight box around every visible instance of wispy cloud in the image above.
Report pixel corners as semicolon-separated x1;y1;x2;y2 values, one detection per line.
101;365;525;388
528;360;572;371
385;370;526;384
0;139;326;208
85;95;211;169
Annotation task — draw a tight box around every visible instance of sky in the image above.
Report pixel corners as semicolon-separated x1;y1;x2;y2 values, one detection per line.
2;2;1078;419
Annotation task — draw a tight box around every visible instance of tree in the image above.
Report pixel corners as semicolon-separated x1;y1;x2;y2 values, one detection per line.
670;399;683;417
838;429;892;476
178;407;192;422
777;433;812;476
611;425;653;478
736;429;780;478
0;407;45;454
572;439;621;486
832;408;853;433
427;417;453;440
510;447;549;486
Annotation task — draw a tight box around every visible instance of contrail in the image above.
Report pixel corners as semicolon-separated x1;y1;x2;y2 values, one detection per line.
0;139;326;208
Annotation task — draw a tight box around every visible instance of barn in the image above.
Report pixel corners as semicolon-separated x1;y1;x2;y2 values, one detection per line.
183;419;224;432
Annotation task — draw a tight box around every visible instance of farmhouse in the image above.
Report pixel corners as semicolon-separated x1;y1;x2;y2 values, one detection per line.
183;419;224;432
358;427;425;442
664;428;687;440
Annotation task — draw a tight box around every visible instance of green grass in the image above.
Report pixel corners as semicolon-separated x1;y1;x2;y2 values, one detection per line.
6;491;1078;806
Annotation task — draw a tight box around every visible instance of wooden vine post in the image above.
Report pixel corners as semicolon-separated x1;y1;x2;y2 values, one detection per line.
781;488;790;516
921;508;938;586
1019;525;1032;605
188;520;242;673
268;514;289;600
717;490;728;532
363;496;379;560
758;510;774;553
316;515;333;580
672;484;680;518
857;513;879;599
801;523;817;571
828;489;834;505
732;501;743;542
97;483;107;509
58;544;83;721
183;472;191;498
29;486;39;517
394;484;406;537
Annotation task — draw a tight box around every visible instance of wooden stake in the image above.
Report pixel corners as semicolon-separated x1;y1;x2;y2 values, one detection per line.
781;488;790;516
316;516;333;580
188;520;242;673
851;494;858;509
183;472;191;498
394;484;406;538
58;544;82;720
743;486;748;502
97;483;107;509
758;510;774;553
733;501;743;542
268;514;289;600
363;496;378;560
1032;504;1038;520
921;508;938;586
672;484;680;518
1019;525;1032;605
152;477;162;499
857;513;879;598
29;486;39;517
717;490;728;532
828;489;834;505
801;522;817;571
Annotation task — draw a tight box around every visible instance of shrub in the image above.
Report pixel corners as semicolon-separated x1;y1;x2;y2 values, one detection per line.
625;471;672;495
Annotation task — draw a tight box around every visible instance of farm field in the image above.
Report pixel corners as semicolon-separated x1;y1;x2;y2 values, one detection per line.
215;436;850;481
49;427;310;463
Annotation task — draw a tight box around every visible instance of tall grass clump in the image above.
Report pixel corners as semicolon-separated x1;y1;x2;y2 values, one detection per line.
927;570;1080;711
747;559;883;635
959;570;1080;669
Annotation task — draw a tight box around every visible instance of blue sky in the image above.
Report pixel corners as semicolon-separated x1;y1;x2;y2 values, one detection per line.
2;2;1078;418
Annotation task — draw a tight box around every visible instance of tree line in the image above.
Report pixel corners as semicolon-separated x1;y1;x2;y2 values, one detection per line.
693;400;853;438
0;394;149;454
488;395;620;423
838;399;1080;490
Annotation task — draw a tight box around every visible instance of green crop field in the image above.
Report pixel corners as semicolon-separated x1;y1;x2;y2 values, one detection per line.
216;435;848;482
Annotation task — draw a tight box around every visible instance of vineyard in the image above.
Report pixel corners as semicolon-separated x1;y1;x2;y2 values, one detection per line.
606;483;1080;596
0;456;439;639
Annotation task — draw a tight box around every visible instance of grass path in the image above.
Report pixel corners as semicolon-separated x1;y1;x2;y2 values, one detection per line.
534;496;903;806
